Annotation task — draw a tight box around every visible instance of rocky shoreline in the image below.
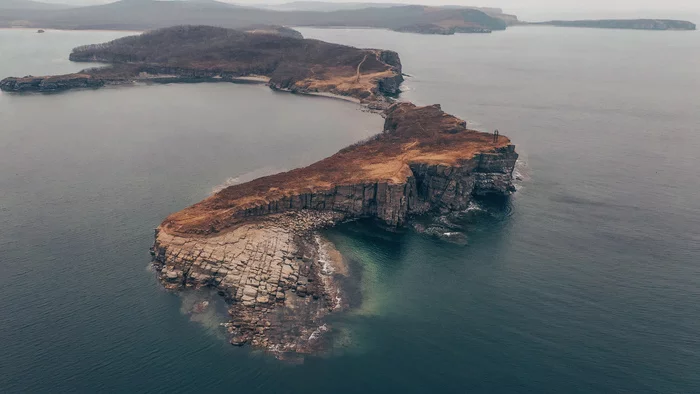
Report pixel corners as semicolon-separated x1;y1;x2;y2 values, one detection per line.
152;210;350;355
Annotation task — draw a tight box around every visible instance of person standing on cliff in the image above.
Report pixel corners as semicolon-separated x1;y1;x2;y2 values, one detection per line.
494;129;499;143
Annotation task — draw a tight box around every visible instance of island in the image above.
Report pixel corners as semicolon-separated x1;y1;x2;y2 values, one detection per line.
533;19;697;31
1;26;519;357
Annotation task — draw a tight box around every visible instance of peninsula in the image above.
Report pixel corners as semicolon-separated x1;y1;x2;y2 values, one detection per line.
1;26;518;357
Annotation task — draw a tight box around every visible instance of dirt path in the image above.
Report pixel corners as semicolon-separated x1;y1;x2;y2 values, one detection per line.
355;54;367;83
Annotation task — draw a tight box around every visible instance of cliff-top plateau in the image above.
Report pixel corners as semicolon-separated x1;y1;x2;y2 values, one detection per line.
1;25;519;358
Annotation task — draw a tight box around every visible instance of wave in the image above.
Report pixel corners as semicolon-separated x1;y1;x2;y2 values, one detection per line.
210;166;288;195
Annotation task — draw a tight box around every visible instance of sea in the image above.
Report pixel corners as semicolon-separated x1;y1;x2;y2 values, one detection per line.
0;26;698;393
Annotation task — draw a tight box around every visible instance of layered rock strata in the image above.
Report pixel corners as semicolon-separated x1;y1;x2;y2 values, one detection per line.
152;102;518;356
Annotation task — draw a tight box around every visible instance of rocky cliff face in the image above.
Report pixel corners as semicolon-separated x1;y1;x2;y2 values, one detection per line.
230;145;517;227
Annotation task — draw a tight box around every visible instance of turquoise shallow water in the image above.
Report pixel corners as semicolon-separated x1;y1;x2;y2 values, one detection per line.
1;27;700;392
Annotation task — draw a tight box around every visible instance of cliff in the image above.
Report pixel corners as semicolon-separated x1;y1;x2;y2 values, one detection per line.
162;102;516;236
152;102;518;355
1;25;403;103
534;19;697;31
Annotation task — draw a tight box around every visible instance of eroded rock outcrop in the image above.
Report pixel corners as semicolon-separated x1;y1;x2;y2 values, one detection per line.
152;102;518;356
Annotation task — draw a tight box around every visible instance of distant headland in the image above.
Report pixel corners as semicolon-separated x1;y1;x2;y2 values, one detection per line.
0;25;518;357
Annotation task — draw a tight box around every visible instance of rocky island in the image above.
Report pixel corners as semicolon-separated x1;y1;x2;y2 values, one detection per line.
1;26;518;357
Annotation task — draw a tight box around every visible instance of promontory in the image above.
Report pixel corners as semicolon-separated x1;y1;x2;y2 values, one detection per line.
1;26;519;357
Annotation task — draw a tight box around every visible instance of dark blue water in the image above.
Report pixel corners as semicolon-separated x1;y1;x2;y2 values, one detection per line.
2;27;700;393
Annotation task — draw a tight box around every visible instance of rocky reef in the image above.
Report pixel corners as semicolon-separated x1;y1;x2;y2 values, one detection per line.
152;102;518;356
0;25;403;106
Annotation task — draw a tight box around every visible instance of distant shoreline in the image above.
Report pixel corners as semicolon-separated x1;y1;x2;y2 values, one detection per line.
526;18;696;31
0;27;143;33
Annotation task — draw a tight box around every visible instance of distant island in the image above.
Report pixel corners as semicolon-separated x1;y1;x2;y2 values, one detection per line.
532;19;697;31
394;23;492;35
0;0;512;35
0;25;518;357
4;0;694;34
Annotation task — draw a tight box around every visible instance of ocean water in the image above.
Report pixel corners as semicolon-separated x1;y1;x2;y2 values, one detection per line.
1;26;699;392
